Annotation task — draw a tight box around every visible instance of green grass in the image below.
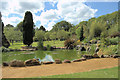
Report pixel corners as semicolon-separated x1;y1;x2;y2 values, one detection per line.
8;40;64;49
37;67;118;78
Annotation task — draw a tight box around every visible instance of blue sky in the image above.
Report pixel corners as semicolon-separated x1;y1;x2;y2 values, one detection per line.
85;2;118;17
1;1;118;31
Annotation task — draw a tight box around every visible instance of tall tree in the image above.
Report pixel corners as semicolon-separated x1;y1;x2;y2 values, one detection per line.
23;11;34;46
80;26;84;41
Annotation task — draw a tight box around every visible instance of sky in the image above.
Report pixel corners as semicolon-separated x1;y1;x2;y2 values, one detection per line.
0;0;119;31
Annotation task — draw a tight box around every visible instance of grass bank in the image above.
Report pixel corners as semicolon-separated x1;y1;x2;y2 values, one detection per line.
39;67;118;78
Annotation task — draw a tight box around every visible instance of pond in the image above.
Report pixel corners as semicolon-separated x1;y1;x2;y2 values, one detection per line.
2;50;88;62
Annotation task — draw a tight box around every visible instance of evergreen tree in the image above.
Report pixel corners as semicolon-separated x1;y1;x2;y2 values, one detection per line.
23;11;34;46
80;26;84;41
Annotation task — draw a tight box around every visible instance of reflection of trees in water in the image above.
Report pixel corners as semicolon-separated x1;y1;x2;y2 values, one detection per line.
3;50;87;62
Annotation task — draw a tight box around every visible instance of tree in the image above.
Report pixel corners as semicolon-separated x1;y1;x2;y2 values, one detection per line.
39;25;46;31
5;24;14;27
35;30;45;40
51;21;73;31
57;30;69;40
23;11;34;46
2;22;10;48
45;32;50;41
4;27;23;44
76;26;84;41
16;21;23;32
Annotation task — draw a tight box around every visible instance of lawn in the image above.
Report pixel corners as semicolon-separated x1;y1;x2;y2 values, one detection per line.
38;67;118;78
8;40;64;49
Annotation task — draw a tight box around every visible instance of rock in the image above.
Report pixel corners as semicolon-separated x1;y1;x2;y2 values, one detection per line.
55;59;62;64
113;55;120;58
86;47;91;52
93;53;100;58
43;61;54;64
80;58;86;61
80;47;86;51
100;54;105;58
82;55;93;59
2;62;9;66
63;59;71;63
104;55;110;58
95;47;99;53
10;60;25;67
76;45;81;50
73;59;82;62
24;59;40;66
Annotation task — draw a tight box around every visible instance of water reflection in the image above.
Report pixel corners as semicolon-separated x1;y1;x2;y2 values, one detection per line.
2;50;87;62
41;54;54;62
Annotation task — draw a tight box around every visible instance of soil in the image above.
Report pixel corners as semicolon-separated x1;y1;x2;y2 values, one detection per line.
2;58;118;78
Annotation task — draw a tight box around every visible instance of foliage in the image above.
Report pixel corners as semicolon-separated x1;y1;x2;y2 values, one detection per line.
37;39;44;50
44;32;50;41
64;39;76;49
2;22;10;48
100;45;118;55
76;26;84;41
5;24;14;27
34;30;45;41
4;27;23;43
50;32;57;40
23;11;34;46
74;11;118;41
39;25;46;31
16;21;23;32
51;20;73;31
101;37;118;46
57;30;70;40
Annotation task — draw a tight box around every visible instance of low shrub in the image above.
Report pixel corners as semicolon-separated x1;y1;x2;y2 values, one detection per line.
64;39;76;49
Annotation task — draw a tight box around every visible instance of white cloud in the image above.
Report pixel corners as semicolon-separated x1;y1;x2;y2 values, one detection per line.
57;1;97;24
47;21;56;31
1;0;45;26
2;16;22;26
1;0;100;31
39;9;60;28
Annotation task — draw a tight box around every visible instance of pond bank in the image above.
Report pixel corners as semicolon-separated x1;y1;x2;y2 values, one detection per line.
2;58;118;78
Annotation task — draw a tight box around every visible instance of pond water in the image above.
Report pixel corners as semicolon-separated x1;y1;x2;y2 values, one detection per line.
2;50;88;62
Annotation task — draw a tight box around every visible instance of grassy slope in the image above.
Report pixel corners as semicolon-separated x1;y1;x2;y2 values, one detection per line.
38;67;118;78
8;40;64;49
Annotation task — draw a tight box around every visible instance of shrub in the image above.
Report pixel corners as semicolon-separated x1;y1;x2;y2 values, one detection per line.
64;39;76;49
